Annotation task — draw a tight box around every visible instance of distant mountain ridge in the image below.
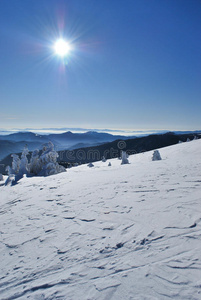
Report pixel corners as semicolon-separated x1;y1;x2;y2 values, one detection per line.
0;130;136;161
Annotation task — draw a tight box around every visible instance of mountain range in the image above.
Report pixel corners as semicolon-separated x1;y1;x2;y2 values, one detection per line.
0;131;136;161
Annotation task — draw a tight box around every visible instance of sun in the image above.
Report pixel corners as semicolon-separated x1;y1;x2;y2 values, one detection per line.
54;39;71;57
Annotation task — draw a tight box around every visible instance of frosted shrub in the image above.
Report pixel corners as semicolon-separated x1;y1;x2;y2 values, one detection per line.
152;150;162;161
121;151;129;165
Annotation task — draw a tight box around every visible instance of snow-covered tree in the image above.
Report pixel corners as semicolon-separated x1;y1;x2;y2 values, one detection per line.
29;149;40;175
11;154;20;174
19;146;29;175
5;148;29;185
37;142;66;176
121;151;129;165
186;138;191;142
152;150;162;161
108;162;111;166
5;165;12;176
178;140;183;144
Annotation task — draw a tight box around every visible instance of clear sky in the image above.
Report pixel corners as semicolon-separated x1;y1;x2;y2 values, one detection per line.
0;0;200;131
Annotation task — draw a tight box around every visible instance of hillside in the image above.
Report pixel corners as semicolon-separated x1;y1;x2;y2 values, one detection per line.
56;132;200;165
0;139;201;299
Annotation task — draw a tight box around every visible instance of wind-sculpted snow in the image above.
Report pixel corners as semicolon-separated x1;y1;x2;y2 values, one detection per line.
0;140;201;299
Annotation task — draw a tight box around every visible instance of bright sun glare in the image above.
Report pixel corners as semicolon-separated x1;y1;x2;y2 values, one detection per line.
54;39;71;57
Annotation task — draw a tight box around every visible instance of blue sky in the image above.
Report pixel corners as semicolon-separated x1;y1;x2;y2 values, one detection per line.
0;0;200;131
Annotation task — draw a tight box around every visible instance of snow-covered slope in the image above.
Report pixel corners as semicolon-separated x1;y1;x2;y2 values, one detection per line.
1;140;201;299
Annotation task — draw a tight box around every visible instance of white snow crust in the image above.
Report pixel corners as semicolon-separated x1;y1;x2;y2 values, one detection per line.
0;140;201;299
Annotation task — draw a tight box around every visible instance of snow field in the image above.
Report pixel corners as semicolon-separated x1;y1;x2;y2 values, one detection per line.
0;140;201;299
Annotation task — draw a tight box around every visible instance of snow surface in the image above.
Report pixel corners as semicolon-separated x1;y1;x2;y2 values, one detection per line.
1;140;201;299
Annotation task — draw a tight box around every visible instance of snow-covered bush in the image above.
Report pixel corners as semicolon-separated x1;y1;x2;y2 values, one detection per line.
108;162;111;167
102;156;106;162
0;174;3;181
178;140;183;144
186;138;191;142
87;162;94;168
152;150;162;161
121;151;129;165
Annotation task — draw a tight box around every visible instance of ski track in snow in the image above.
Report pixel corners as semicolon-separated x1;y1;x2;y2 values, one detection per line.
0;140;201;299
